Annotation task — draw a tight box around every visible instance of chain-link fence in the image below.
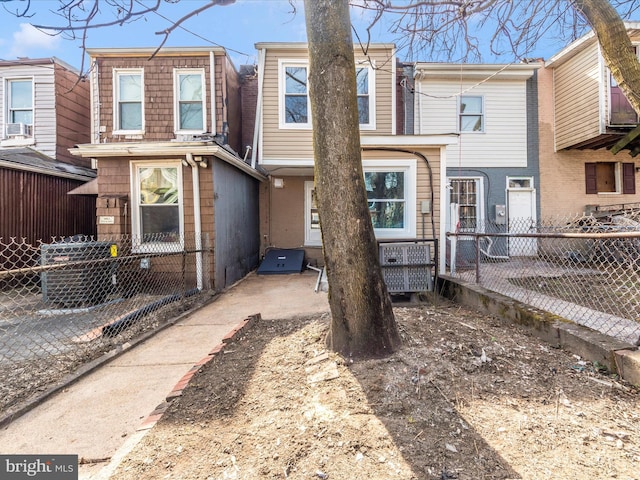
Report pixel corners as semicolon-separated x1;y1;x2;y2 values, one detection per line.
0;233;211;413
447;214;640;346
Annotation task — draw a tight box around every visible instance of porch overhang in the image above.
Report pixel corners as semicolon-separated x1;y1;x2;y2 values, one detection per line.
69;141;267;181
565;133;629;150
360;134;458;148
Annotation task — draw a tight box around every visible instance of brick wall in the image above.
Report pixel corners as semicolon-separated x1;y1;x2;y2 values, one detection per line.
239;65;258;162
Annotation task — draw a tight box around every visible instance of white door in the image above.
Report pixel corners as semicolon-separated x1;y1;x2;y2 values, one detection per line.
304;181;322;246
507;177;537;256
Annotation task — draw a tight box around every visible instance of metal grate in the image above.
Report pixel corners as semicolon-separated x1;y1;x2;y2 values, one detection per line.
379;240;435;293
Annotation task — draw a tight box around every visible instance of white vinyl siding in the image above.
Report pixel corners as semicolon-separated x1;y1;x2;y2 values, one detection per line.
0;65;56;154
553;43;602;150
417;79;529;168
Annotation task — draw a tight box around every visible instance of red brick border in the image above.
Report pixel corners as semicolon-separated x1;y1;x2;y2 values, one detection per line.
137;313;261;431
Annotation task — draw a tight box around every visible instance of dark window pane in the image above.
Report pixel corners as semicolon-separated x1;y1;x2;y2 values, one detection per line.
358;97;369;124
368;201;405;228
120;103;142;130
141;205;179;236
285;96;308;123
180;103;203;130
460;115;482;131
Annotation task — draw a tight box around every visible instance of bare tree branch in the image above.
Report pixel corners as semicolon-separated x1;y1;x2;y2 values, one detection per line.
349;0;640;61
151;0;236;56
0;0;34;18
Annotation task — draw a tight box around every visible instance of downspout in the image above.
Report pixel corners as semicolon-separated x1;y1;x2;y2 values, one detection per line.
361;147;436;239
209;51;217;136
439;146;448;276
186;153;203;290
251;48;266;169
91;58;100;143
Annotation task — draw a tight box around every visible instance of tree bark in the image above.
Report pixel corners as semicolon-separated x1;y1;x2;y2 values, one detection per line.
572;0;640;115
303;0;401;359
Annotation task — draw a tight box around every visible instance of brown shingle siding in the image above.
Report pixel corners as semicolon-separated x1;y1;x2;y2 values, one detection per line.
92;52;239;144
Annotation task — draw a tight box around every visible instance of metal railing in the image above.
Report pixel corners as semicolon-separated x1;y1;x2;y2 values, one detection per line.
0;234;212;414
447;215;640;346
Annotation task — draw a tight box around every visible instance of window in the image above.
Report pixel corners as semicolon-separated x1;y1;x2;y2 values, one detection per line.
364;160;416;238
131;162;183;249
115;69;143;132
7;78;33;126
280;61;375;129
281;63;309;127
459;95;483;132
304;162;416;242
449;178;482;232
356;65;375;128
175;69;206;132
585;162;635;194
609;46;639;125
304;181;322;246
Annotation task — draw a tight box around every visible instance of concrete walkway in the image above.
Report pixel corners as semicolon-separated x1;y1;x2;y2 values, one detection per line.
0;271;329;479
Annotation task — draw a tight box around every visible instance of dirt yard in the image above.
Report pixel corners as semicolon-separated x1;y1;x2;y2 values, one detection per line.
110;299;640;480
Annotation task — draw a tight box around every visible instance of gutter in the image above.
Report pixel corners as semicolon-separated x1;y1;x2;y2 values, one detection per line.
69;142;267;182
0;159;95;182
186;153;204;291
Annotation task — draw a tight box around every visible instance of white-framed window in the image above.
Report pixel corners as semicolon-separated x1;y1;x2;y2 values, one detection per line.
279;60;376;129
304;162;417;244
364;160;416;238
174;69;206;132
114;69;144;133
459;95;484;132
279;61;310;128
131;161;184;251
448;177;484;232
6;78;33;126
356;63;376;129
304;181;322;246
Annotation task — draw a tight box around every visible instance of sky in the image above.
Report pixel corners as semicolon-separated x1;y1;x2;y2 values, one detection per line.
0;0;572;73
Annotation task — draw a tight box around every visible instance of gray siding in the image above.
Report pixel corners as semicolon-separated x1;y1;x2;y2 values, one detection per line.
213;158;260;289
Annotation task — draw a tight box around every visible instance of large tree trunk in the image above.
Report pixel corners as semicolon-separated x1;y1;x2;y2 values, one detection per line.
303;0;401;359
572;0;640;115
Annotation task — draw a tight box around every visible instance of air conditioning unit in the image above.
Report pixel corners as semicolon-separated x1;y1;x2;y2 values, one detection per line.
6;123;32;137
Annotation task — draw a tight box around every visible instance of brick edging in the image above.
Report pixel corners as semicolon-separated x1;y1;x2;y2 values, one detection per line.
137;313;261;431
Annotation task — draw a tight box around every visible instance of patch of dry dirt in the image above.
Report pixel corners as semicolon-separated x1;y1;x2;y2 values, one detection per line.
111;300;640;480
